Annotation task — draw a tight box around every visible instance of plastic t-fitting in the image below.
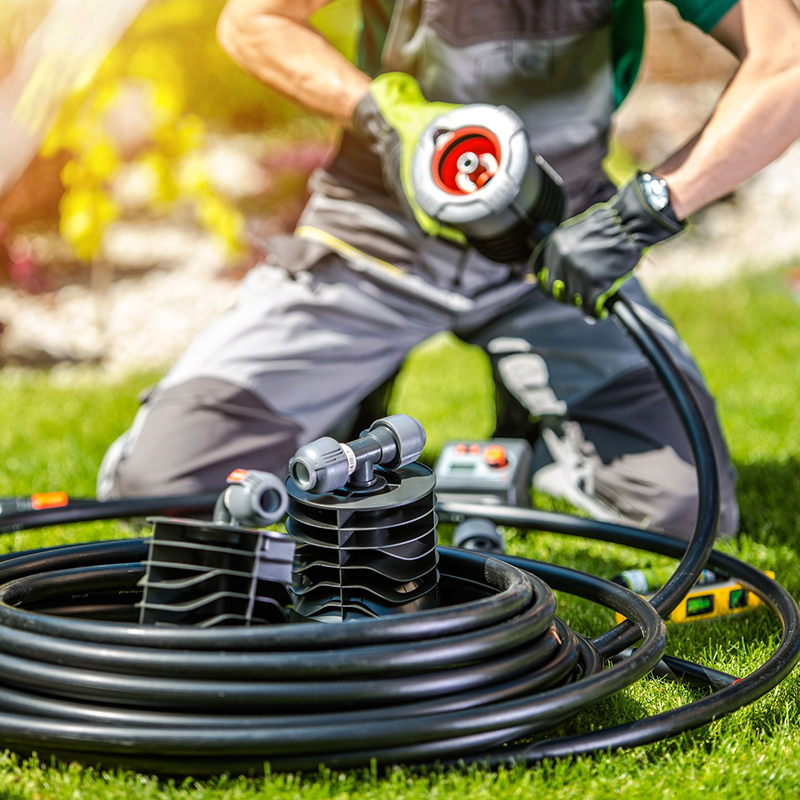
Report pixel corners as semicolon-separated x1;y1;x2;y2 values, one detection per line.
289;415;426;494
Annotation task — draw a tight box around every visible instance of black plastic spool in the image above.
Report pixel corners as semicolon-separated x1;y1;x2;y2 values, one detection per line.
286;462;440;621
139;517;295;627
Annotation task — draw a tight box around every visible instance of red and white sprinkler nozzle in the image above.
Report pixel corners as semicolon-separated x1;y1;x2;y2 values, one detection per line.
431;127;500;195
412;104;566;263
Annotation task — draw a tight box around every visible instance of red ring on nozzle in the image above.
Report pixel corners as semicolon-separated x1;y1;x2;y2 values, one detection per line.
431;126;501;195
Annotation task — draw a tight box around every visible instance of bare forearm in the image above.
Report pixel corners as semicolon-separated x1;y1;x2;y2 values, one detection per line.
654;0;800;219
217;0;370;126
656;59;800;218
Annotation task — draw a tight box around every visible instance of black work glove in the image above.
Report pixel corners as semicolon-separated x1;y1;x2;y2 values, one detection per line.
531;173;686;317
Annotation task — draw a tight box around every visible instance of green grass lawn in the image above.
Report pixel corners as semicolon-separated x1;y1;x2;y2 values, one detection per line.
0;271;799;798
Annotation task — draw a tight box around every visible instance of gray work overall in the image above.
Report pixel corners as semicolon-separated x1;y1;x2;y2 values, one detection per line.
99;0;738;538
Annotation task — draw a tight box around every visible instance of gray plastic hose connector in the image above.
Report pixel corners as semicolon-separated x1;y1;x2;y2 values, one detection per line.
453;518;505;553
222;470;288;527
368;415;426;469
289;437;352;494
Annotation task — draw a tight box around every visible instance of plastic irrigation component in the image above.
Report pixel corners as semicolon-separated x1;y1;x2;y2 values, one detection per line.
213;469;289;529
287;460;440;621
452;518;506;554
0;295;796;775
411;104;566;263
288;415;426;494
139;469;294;627
138;519;295;627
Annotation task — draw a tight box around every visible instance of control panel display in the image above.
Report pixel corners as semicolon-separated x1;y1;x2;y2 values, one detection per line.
434;439;533;508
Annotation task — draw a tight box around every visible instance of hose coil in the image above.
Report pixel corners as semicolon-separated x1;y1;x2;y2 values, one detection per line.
0;296;795;775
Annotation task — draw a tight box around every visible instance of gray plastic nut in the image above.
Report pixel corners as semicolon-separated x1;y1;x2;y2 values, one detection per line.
224;470;288;527
369;415;426;469
453;518;505;553
289;437;351;494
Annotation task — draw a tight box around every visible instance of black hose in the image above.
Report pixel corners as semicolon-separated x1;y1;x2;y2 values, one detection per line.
0;293;793;775
0;493;219;534
0;543;666;773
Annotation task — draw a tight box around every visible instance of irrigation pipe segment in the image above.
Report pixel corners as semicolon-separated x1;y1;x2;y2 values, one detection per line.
0;293;794;775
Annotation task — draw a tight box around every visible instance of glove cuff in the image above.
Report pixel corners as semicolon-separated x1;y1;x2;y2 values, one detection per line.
351;73;428;149
350;91;387;152
612;173;686;247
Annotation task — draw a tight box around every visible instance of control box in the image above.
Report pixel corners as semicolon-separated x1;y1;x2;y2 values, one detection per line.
434;439;533;507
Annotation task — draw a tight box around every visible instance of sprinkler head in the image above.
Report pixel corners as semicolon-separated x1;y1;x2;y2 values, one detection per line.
431;126;501;195
412;104;566;263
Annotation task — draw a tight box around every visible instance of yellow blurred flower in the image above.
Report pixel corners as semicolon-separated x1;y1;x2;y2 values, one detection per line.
196;195;245;258
59;187;119;262
137;151;179;207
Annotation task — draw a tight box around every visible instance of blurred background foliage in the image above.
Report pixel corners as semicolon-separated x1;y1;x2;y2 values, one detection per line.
0;0;52;70
1;0;360;265
0;0;774;373
0;0;739;274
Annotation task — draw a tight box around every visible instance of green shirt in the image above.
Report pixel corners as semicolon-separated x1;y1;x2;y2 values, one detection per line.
357;0;738;107
611;0;737;106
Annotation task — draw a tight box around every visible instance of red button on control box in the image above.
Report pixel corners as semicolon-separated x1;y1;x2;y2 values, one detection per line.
483;445;508;468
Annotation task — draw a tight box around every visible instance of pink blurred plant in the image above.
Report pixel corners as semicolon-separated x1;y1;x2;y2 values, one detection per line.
4;229;50;294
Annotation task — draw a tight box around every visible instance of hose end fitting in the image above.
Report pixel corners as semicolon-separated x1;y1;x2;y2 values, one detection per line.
215;469;288;527
289;437;351;494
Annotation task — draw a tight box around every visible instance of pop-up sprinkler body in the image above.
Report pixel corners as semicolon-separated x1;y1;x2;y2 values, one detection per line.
286;415;439;621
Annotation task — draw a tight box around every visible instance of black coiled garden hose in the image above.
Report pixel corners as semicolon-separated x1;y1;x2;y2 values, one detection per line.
0;540;666;773
0;293;794;775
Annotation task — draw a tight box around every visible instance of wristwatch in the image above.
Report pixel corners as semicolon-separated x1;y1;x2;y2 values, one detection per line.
637;172;683;226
